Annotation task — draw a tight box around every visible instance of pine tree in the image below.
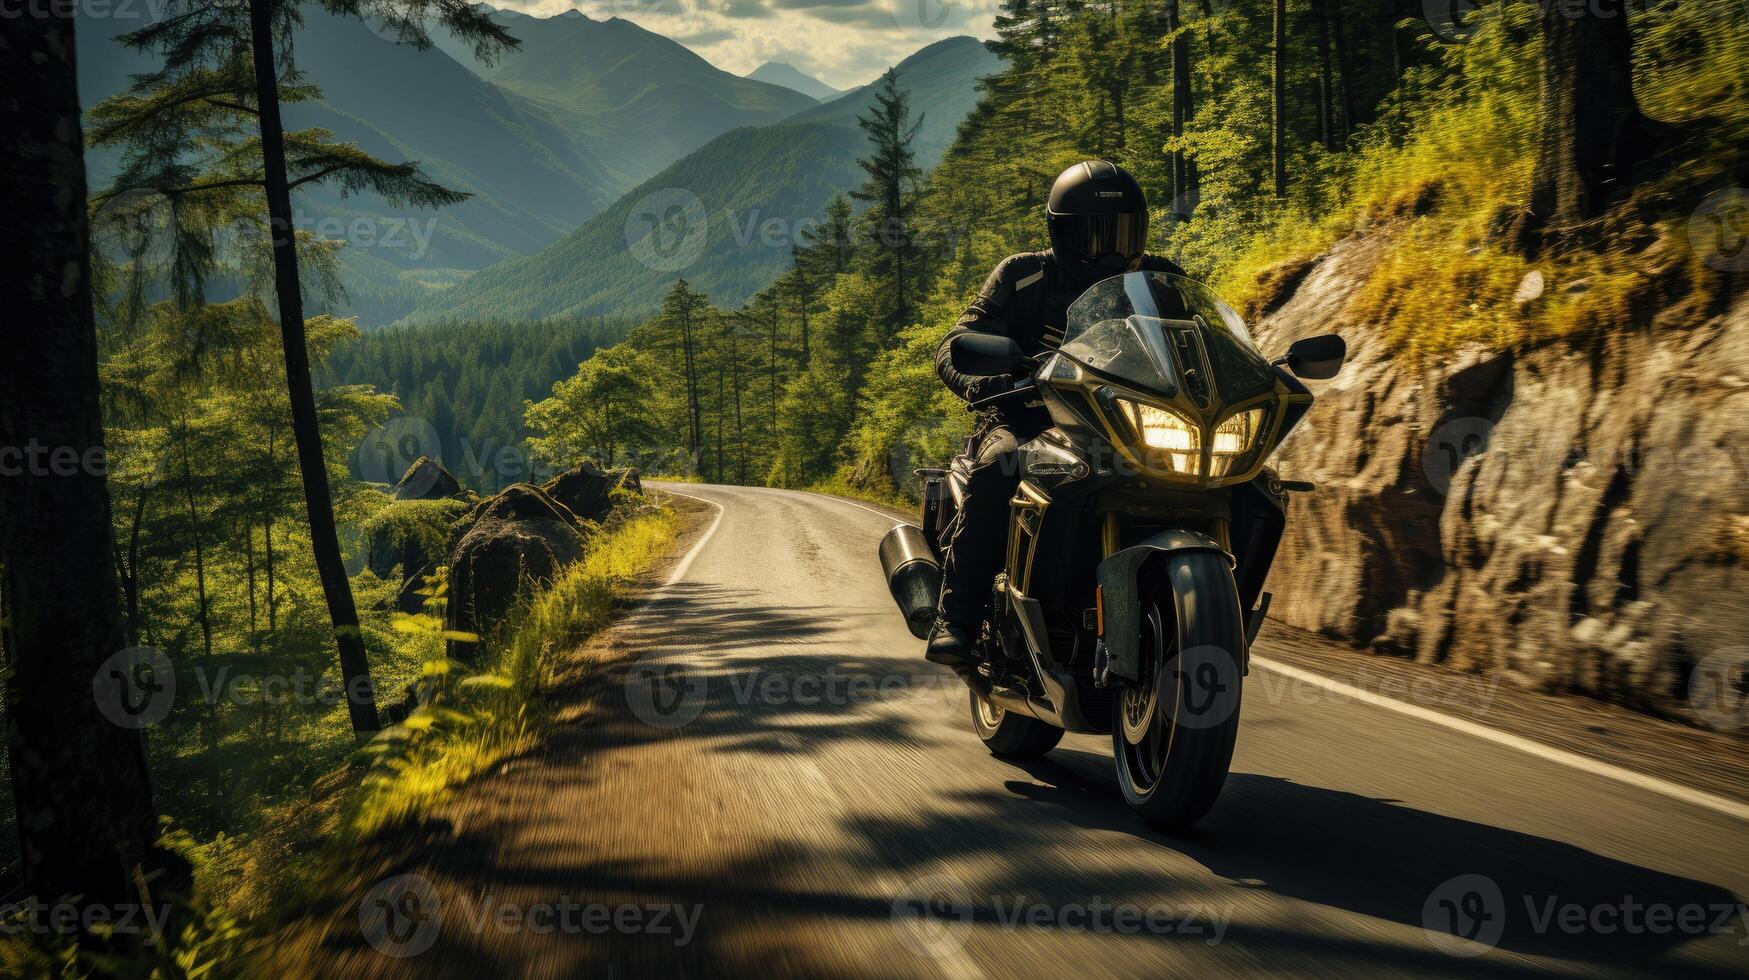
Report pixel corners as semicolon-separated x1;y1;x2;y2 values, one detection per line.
851;70;925;336
89;0;517;736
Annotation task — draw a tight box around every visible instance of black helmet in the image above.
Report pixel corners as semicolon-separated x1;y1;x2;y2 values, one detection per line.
1046;161;1149;282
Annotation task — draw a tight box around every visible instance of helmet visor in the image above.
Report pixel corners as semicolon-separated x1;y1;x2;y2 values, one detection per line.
1055;212;1148;261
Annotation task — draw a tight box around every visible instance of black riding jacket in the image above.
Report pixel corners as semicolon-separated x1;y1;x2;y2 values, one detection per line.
935;249;1188;404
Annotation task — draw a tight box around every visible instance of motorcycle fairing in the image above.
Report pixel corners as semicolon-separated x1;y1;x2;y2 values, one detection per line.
1095;527;1230;684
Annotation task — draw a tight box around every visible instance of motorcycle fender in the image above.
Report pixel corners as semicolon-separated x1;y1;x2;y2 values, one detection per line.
1097;529;1231;684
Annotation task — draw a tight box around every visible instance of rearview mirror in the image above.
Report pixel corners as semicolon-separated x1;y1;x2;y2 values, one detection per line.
949;332;1027;377
1280;334;1346;380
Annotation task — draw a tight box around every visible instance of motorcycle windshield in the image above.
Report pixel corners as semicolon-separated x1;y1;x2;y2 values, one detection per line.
1059;272;1276;404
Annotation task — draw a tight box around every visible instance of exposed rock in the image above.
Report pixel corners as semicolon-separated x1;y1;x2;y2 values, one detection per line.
1252;231;1749;721
1512;270;1546;306
446;485;589;649
543;460;643;524
392;456;462;501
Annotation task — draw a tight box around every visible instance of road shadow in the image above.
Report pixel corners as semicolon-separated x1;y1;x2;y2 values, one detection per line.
299;578;1745;978
1000;748;1743;970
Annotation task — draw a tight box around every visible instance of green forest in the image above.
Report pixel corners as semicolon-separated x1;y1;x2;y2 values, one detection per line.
1;0;1745;972
526;0;1747;505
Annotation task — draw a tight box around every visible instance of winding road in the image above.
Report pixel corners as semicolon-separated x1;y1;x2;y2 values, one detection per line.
342;483;1749;978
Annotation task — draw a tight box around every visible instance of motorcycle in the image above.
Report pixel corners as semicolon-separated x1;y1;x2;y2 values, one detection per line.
879;271;1344;829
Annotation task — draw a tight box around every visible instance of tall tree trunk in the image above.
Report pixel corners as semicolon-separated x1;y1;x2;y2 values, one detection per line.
265;432;277;632
246;0;377;735
679;312;702;475
1513;0;1656;253
1169;0;1195;215
1272;0;1288;198
244;520;258;642
730;328;746;485
1312;0;1335;150
0;4;164;907
178;426;213;660
1329;0;1357;141
264;514;277;633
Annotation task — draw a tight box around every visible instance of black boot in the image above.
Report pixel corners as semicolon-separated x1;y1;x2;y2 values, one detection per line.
925;617;979;672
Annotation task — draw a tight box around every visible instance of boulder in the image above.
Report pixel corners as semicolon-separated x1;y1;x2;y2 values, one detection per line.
1250;230;1749;720
543;460;642;523
445;485;588;648
392;456;462;501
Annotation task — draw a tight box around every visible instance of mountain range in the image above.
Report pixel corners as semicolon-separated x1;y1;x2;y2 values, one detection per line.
75;4;998;325
745;62;845;101
408;34;1001;323
433;9;819;184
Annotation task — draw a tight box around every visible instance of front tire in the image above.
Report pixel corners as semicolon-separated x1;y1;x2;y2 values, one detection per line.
1112;551;1244;830
970;690;1063;757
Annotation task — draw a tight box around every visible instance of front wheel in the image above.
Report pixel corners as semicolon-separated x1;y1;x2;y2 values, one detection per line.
1112;551;1245;830
970;689;1063;757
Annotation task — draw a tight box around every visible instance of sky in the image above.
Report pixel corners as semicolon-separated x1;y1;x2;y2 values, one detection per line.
493;0;1001;89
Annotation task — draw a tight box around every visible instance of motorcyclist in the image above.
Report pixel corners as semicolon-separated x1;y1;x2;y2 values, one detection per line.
926;160;1187;671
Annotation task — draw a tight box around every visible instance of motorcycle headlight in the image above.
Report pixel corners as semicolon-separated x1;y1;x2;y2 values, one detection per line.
1115;398;1201;476
1209;408;1265;478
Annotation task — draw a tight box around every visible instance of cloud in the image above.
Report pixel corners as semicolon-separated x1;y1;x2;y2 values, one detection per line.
491;0;999;88
710;0;775;19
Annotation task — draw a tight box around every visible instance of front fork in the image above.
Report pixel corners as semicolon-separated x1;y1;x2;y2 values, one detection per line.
1093;514;1232;689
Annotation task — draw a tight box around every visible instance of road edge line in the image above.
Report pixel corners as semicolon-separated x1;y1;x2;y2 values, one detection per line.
650;488;724;588
1250;655;1749;823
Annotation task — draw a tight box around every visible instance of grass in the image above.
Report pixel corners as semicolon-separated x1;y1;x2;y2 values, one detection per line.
809;471;916;514
1;500;682;976
1198;0;1745;360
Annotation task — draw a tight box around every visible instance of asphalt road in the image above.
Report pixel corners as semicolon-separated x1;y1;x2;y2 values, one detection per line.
343;483;1749;978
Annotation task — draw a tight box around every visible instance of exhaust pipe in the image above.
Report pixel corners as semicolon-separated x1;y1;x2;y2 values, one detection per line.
879;524;941;639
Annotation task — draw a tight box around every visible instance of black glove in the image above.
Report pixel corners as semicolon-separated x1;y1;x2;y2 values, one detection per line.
962;374;1019;405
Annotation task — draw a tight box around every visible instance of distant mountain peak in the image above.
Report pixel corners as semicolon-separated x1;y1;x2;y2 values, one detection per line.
745;61;843;102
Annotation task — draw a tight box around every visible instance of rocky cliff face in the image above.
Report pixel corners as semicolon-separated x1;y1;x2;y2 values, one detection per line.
1251;233;1748;722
